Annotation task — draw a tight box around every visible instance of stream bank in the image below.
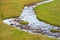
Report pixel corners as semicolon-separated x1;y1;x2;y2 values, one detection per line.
3;0;60;39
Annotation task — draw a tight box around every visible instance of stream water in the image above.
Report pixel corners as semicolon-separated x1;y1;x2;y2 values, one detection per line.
3;0;60;39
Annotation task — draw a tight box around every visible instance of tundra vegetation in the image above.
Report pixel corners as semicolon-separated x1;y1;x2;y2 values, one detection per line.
35;0;60;27
0;0;58;40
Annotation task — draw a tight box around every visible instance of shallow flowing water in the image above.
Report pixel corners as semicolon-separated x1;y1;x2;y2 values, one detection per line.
3;0;60;39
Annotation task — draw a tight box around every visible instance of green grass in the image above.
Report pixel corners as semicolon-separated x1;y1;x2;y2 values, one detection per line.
0;0;42;19
0;0;58;40
51;29;60;33
19;20;28;24
0;20;57;40
35;0;60;27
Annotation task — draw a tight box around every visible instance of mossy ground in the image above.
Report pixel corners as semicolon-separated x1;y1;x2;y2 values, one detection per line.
0;20;57;40
35;0;60;27
0;0;42;19
51;29;60;33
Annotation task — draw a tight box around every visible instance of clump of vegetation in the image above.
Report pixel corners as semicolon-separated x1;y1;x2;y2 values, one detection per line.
19;20;28;24
50;29;60;33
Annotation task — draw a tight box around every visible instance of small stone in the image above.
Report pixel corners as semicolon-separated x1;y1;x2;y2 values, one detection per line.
10;24;13;25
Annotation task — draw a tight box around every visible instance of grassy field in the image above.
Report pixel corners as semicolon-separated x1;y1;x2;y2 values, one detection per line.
0;20;57;40
0;0;58;40
0;0;42;19
35;0;60;27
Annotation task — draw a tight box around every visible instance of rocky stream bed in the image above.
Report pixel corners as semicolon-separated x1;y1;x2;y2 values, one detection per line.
3;0;60;39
